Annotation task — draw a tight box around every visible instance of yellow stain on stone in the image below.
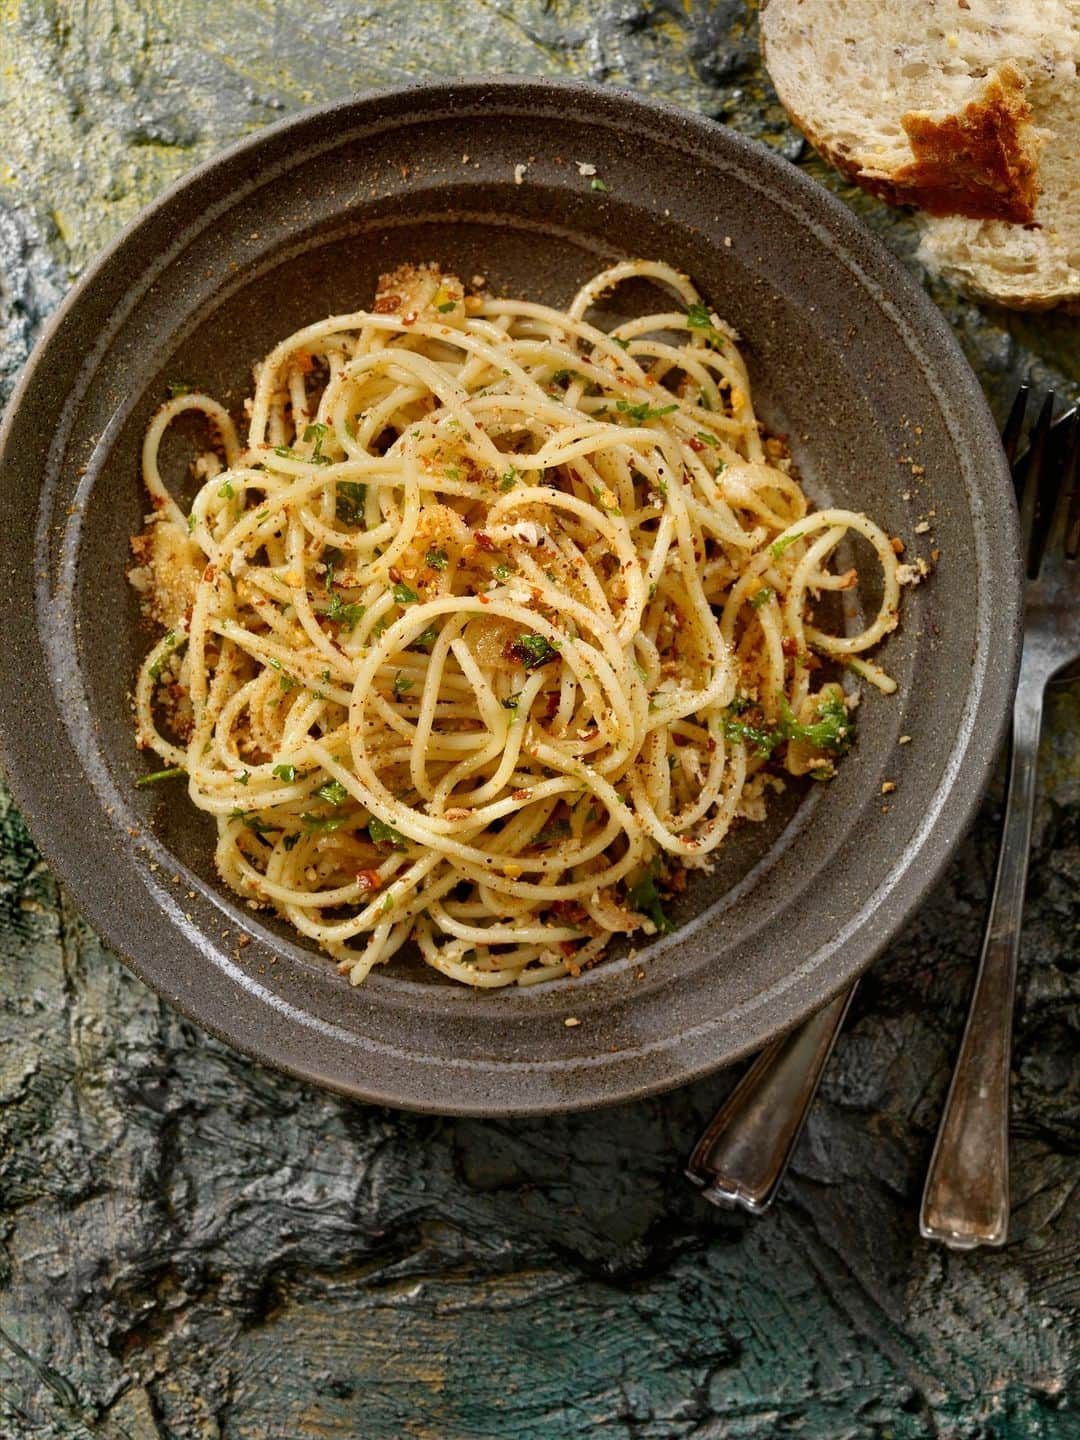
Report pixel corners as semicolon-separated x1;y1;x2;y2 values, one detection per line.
51;209;72;246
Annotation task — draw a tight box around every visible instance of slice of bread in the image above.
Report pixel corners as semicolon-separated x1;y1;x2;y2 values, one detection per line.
760;0;1080;308
917;59;1079;310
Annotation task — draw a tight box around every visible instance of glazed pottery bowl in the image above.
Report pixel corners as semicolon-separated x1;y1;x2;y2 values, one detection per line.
0;78;1021;1114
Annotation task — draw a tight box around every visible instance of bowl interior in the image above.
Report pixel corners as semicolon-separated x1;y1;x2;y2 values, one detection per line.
1;80;1017;1112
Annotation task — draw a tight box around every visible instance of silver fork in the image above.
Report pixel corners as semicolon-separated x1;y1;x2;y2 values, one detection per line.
920;392;1080;1248
686;390;1079;1221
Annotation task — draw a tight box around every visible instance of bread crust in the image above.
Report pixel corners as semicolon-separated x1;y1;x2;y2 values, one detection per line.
760;8;1040;223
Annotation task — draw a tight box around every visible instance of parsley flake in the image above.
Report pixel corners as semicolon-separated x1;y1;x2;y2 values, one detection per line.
616;399;679;423
770;532;804;559
509;633;558;668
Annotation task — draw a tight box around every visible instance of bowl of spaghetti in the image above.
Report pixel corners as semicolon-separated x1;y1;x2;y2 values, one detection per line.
0;78;1021;1113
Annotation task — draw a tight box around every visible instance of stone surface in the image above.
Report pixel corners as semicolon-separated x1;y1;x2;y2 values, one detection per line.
0;3;1076;1437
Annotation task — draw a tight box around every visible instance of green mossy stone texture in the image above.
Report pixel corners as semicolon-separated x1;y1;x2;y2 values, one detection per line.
0;3;1076;1437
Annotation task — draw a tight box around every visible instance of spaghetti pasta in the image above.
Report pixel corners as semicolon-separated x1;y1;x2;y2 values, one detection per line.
130;260;906;987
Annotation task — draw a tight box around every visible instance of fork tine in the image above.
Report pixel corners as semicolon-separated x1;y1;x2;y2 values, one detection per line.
1024;392;1057;579
1002;384;1030;478
1031;405;1077;575
1061;409;1080;561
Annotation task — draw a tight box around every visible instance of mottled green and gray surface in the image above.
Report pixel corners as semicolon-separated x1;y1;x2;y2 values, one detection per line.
0;3;1077;1437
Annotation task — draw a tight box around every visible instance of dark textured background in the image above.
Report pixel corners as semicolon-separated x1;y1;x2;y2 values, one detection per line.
0;4;1076;1437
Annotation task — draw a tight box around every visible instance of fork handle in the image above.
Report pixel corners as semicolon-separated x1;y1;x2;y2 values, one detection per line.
920;674;1044;1248
686;983;856;1213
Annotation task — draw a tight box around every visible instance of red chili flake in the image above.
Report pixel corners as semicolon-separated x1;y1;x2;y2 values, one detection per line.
781;636;799;657
477;593;490;604
356;869;382;892
511;788;533;801
551;900;587;923
559;940;580;957
203;564;216;582
388;566;403;582
372;295;399;314
687;436;704;452
474;532;496;553
542;691;560;721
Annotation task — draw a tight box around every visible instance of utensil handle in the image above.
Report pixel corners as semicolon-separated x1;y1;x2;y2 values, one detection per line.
686;984;857;1213
920;678;1044;1248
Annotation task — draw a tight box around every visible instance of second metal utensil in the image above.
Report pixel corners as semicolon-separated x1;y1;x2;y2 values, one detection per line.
920;395;1080;1249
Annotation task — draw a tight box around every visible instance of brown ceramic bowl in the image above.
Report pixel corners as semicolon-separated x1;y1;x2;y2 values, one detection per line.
0;78;1020;1114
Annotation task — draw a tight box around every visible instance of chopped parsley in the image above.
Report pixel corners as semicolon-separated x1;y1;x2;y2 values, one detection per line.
411;624;439;651
229;808;276;835
781;692;853;756
148;630;178;681
134;765;185;788
722;691;854;757
590;176;608;192
217;480;235;499
303;421;331;463
327;590;365;629
272;764;297;782
393;671;413;697
336;481;367;526
499;466;517;492
436;299;457;313
770;531;804;559
392;581;419;604
509;633;559;669
301;811;350;835
616;399;679;423
535;817;571;845
316;779;349;806
685;301;725;350
166;381;192;397
695;431;722;450
627;861;673;933
749;587;773;611
425;548;449;571
722;712;780;756
368;817;406;850
493;563;513;581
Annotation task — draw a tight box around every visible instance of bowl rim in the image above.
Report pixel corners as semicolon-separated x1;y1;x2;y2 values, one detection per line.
0;74;1022;1114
